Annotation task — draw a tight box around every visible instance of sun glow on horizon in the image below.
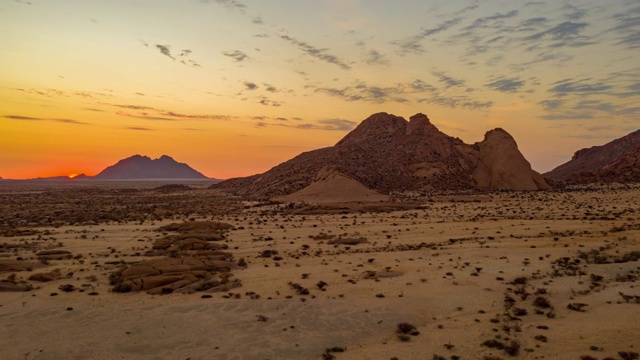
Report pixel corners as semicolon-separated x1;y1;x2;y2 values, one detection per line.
1;0;638;178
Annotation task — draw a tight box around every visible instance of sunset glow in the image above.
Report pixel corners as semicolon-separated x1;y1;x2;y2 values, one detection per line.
1;0;638;179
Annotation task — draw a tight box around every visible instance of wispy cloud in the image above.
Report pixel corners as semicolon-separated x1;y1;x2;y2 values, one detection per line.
548;78;612;97
364;50;389;66
610;6;640;49
485;77;526;93
315;82;408;104
256;118;357;132
4;115;89;125
418;95;493;110
223;50;249;62
432;70;465;88
109;104;157;111
523;21;592;48
116;112;176;121
539;99;565;111
463;10;519;31
148;43;201;67
211;0;246;12
126;127;153;131
392;17;462;55
295;119;357;131
161;112;234;121
278;33;351;70
243;82;258;90
258;97;281;106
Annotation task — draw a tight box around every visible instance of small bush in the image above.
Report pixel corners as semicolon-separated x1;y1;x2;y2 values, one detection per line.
396;322;417;334
533;296;551;309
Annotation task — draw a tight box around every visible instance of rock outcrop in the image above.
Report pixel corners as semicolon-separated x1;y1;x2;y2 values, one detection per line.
545;129;640;183
109;221;242;295
473;129;549;191
214;112;549;199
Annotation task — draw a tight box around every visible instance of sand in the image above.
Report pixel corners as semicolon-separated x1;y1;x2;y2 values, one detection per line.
1;183;639;359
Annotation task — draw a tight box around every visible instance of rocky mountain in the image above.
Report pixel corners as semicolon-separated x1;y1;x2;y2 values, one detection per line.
213;112;549;199
544;129;640;183
94;155;207;179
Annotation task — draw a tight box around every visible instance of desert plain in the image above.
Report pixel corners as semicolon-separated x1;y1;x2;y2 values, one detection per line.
1;181;639;360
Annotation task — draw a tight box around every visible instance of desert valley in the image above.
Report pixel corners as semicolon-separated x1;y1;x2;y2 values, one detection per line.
1;113;639;360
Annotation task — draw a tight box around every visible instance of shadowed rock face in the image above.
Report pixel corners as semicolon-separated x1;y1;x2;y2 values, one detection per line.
214;112;549;198
544;129;640;183
95;155;207;179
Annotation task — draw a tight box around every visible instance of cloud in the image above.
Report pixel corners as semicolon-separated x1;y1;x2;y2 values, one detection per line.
316;83;405;104
223;50;249;62
109;104;157;111
212;0;246;12
610;6;640;49
252;16;263;24
258;98;281;106
318;119;357;131
539;99;565;111
295;119;357;131
126;127;153;131
51;118;89;125
4;115;39;120
518;17;548;30
432;70;465;88
364;50;389;66
418;95;493;110
392;17;461;54
155;44;175;60
485;77;526;93
562;4;586;20
257;118;357;131
116;112;176;121
315;78;437;104
548;78;612;97
463;10;519;31
278;33;351;70
585;125;614;132
243;82;258;90
4;115;89;125
410;79;437;93
161;112;234;121
523;21;592;47
106;103;236;121
149;44;200;67
540;112;595;120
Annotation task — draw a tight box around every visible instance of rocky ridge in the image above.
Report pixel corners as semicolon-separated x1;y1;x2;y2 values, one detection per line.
214;112;549;199
544;129;640;183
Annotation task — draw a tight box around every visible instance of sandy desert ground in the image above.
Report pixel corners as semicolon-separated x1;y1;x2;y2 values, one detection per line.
1;182;639;360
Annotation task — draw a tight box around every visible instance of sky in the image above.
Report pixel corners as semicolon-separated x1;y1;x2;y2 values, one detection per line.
1;0;639;179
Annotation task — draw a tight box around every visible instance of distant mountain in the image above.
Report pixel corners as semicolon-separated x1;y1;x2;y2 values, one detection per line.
213;112;549;200
544;129;640;183
94;155;208;179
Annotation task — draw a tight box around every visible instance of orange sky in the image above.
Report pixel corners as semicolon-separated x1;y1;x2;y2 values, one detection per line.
2;0;639;179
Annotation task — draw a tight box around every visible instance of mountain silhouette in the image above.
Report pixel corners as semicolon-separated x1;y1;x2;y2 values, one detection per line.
94;155;207;179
